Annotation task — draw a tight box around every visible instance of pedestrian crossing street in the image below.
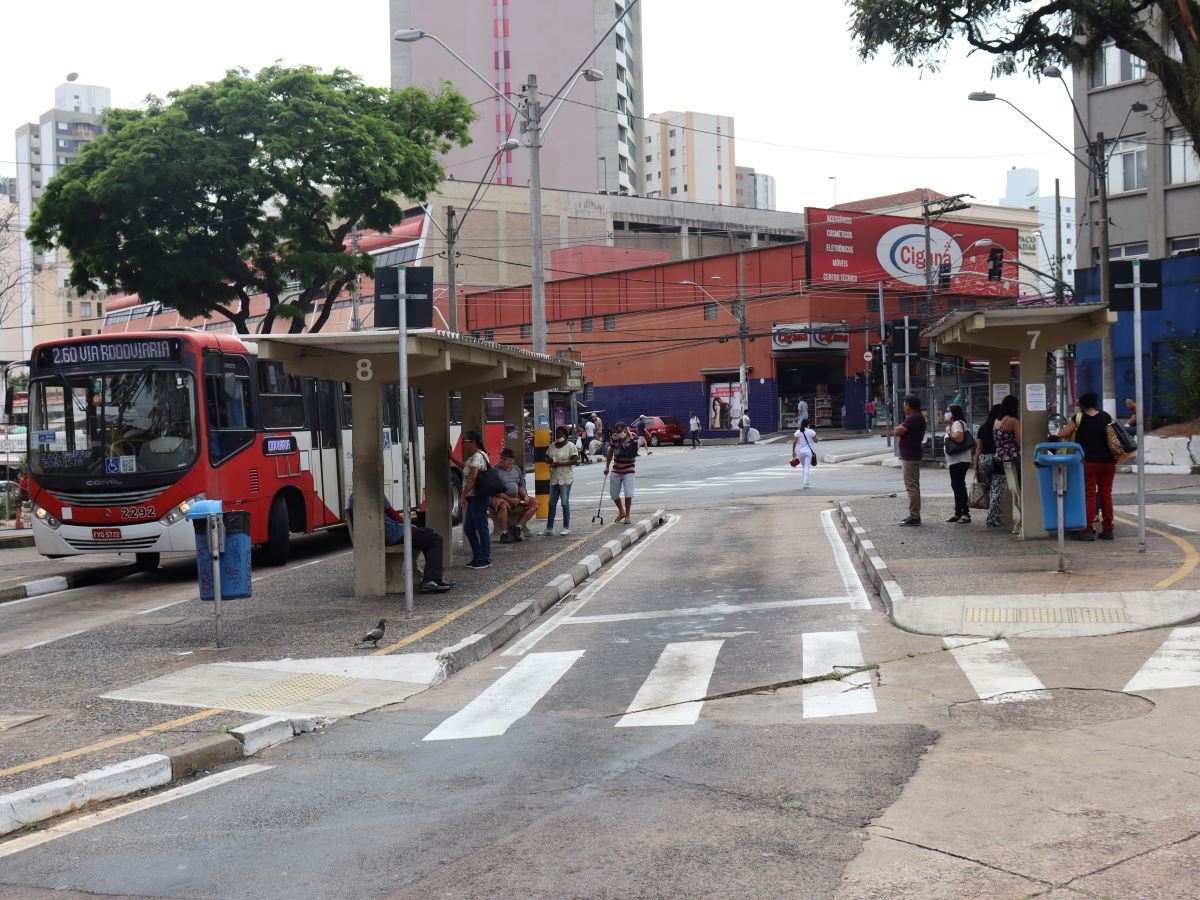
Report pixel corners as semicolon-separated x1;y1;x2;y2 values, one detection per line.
422;626;1200;742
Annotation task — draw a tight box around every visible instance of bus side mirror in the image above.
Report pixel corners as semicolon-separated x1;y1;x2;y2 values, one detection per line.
4;386;12;418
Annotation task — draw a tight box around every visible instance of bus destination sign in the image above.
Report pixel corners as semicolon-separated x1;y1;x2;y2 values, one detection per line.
263;435;298;456
37;338;182;368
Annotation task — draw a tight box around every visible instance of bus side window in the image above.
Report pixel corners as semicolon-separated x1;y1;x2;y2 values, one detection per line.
449;392;462;425
484;394;505;423
205;355;254;465
257;361;305;431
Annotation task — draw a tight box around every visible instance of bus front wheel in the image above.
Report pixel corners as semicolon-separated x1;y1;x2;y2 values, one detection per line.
135;552;160;572
265;495;291;566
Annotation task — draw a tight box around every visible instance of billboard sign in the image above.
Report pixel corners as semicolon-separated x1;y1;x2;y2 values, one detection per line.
772;323;851;351
806;207;1019;298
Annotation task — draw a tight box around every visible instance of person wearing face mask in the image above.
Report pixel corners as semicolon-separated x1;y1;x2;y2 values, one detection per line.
543;425;579;536
943;404;973;523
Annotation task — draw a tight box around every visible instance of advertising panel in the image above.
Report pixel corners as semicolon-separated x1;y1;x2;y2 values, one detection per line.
771;324;851;352
805;207;1019;298
707;382;745;430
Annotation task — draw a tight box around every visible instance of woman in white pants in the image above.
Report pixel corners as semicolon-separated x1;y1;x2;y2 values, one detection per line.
791;417;819;488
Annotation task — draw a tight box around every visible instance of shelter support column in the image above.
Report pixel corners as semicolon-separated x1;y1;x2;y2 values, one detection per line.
351;379;386;598
1018;346;1047;538
460;387;486;446
503;389;527;470
423;384;452;569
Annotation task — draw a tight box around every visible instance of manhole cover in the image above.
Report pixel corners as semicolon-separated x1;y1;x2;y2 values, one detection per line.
948;688;1153;731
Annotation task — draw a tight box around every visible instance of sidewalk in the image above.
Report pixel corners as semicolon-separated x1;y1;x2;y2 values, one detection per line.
837;474;1200;638
0;510;664;798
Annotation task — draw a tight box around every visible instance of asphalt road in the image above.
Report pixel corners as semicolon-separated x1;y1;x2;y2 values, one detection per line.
4;440;1200;897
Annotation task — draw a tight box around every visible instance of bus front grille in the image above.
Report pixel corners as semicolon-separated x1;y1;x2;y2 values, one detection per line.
64;536;161;551
48;488;164;508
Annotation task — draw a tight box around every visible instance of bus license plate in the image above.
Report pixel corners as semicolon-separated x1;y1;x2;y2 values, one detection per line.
92;528;121;540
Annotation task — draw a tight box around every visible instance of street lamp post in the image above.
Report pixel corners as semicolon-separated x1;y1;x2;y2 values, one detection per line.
394;28;602;432
682;279;748;425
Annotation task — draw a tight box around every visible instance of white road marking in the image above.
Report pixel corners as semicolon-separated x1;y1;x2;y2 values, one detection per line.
423;650;585;740
945;637;1046;702
821;508;871;609
566;595;863;625
22;629;87;650
1123;627;1200;691
616;640;724;727
501;514;683;656
802;631;877;718
0;765;273;859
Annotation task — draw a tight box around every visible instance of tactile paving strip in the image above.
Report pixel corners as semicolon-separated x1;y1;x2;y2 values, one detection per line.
964;607;1131;624
217;672;357;710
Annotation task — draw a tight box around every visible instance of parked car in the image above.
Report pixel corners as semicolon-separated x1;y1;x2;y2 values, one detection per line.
637;415;685;446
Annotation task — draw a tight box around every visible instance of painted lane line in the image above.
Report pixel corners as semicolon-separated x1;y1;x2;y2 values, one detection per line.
565;595;862;625
821;508;870;609
22;629;87;650
945;637;1046;702
1123;626;1200;691
423;650;585;740
616;640;724;727
802;631;877;718
0;764;273;859
500;514;682;657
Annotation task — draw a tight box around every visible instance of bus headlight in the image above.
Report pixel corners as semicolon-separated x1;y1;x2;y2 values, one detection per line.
33;505;61;529
163;493;206;526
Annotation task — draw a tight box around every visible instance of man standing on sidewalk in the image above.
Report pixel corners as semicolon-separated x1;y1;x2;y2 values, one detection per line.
740;409;752;444
689;412;702;448
895;395;926;526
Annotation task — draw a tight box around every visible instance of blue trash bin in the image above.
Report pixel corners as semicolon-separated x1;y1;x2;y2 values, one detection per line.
1034;442;1086;532
187;500;252;600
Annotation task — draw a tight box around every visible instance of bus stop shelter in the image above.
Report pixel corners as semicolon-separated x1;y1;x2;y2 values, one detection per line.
924;303;1115;538
254;329;578;598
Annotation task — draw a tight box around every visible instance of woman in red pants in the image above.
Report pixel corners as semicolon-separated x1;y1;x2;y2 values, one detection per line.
1058;392;1116;541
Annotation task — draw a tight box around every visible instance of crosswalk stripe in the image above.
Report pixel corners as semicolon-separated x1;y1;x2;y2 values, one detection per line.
616;640;724;727
423;650;585;741
1123;626;1200;692
945;637;1045;702
802;631;877;718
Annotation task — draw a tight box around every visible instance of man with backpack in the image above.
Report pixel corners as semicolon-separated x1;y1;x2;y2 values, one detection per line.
604;421;638;525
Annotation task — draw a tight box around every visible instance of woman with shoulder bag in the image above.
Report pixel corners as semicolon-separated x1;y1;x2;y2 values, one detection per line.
994;395;1023;535
790;417;819;489
973;405;1006;528
943;404;973;523
1058;392;1116;541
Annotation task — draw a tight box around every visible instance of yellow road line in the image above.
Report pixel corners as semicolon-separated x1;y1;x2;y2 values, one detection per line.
1113;515;1200;590
373;522;615;655
0;708;225;780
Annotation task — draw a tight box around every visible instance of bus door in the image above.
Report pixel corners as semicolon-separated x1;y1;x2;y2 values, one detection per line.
309;379;343;525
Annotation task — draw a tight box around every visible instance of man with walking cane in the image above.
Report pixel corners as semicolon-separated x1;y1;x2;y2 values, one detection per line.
604;421;638;525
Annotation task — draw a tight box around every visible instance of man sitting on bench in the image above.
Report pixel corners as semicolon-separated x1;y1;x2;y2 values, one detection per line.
346;493;454;594
493;448;538;543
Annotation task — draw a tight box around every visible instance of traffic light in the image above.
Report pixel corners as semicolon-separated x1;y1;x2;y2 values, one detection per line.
937;262;951;291
987;247;1004;282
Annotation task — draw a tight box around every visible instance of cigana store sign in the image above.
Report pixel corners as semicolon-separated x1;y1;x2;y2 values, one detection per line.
804;207;1018;298
772;324;850;352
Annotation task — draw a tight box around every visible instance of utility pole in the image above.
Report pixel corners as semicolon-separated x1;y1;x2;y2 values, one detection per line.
921;194;969;416
737;251;748;420
349;226;361;332
445;206;458;333
878;281;891;448
1094;132;1117;418
1054;178;1067;415
523;74;549;433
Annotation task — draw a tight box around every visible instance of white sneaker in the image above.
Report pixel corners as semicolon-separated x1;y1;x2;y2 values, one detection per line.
802;483;811;489
541;528;554;536
560;528;570;536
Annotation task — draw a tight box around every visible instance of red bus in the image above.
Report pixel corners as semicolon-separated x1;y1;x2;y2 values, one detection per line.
24;331;507;568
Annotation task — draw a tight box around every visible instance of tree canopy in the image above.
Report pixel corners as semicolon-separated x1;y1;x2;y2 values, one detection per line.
848;1;1200;156
27;64;475;333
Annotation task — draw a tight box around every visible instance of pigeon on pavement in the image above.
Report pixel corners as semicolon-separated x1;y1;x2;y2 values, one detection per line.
356;619;386;648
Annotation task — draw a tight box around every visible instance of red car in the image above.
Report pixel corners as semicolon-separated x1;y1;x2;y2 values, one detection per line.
637;415;685;446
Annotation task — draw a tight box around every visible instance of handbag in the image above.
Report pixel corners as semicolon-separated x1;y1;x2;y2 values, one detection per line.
1107;421;1137;460
803;430;818;467
968;468;989;510
946;420;975;456
473;460;507;498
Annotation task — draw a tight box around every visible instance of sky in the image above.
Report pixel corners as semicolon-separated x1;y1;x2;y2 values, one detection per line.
0;0;1081;215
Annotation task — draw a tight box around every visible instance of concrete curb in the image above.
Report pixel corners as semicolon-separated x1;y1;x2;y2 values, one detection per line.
823;445;888;464
0;562;141;606
836;502;905;619
435;509;669;678
0;532;36;549
0;714;331;837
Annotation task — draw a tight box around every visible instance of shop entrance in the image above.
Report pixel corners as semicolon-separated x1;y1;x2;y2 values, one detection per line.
775;357;845;430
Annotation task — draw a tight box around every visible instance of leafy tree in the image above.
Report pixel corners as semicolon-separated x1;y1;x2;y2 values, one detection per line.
1157;325;1200;421
27;65;474;334
0;205;28;339
848;1;1200;158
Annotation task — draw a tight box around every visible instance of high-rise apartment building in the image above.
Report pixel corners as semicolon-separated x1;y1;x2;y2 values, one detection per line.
15;80;111;356
643;111;735;205
390;0;644;195
735;166;777;211
999;166;1076;291
1072;33;1200;264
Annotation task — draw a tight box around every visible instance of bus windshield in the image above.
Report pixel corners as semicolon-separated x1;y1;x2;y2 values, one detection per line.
29;369;199;476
